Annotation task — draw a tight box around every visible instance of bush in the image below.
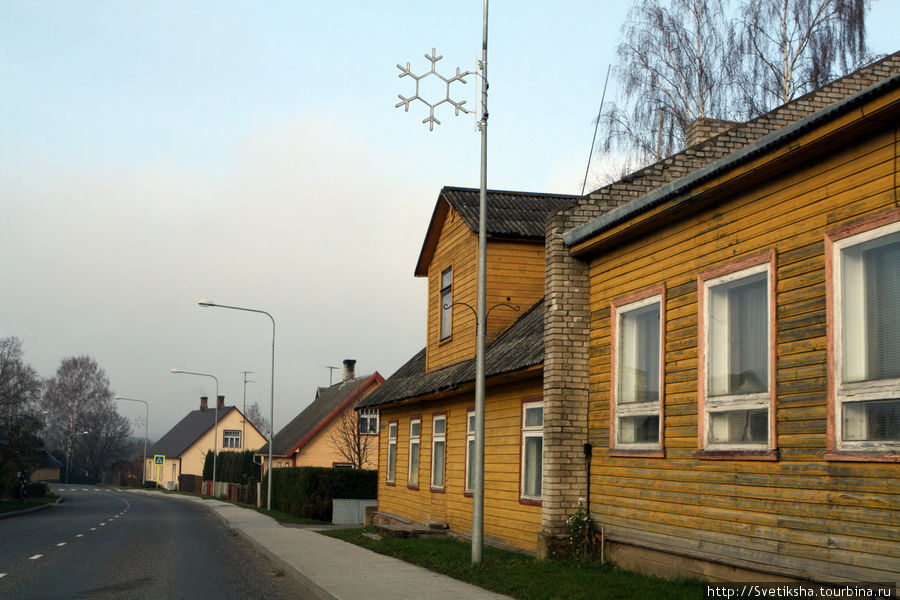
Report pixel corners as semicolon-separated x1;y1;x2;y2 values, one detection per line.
12;481;47;500
203;450;260;484
270;467;377;521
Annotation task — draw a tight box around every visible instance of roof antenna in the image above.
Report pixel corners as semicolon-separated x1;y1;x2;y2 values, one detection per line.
581;64;611;196
326;365;339;386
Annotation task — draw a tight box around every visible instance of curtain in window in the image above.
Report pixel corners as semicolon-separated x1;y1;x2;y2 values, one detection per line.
728;277;768;394
619;304;660;404
523;436;542;497
865;240;900;380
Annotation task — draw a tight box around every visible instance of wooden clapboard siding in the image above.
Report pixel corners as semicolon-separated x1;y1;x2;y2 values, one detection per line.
376;376;543;552
425;206;548;373
584;113;900;581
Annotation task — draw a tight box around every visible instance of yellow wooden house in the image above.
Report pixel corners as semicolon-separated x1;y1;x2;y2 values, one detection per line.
553;53;900;582
358;187;579;552
147;395;267;491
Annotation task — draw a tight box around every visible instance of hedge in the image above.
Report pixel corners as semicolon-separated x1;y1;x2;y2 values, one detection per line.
202;451;261;484
270;467;377;521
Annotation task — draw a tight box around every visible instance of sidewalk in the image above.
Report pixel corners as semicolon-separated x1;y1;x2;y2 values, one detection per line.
127;490;513;600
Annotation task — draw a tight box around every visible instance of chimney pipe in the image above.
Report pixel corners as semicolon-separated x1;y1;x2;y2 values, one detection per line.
217;395;225;410
200;396;208;411
342;359;356;382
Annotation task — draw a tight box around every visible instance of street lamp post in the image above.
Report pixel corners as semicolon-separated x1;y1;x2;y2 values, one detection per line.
114;396;149;485
198;300;275;511
171;369;219;496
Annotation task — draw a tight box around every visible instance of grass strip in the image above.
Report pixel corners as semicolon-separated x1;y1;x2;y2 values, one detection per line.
321;527;700;600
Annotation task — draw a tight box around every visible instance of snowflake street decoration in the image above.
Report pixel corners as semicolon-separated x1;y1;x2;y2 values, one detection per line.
396;48;474;131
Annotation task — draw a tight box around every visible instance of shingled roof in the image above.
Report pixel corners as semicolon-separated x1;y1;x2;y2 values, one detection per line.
415;188;579;276
149;406;240;458
258;372;383;457
358;299;544;409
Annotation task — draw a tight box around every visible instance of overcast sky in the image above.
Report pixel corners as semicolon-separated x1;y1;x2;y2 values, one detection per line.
2;2;897;440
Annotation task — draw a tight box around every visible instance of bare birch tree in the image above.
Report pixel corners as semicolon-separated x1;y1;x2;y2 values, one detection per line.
737;0;870;116
603;0;736;167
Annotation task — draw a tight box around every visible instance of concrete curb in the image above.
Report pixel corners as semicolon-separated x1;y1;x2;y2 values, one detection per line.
0;496;62;519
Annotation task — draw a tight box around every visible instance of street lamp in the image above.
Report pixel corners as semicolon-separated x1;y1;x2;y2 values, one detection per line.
171;368;219;496
114;396;149;486
198;300;275;511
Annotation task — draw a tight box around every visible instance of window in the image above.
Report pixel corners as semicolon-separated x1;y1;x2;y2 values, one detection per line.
431;415;446;490
699;254;774;452
829;217;900;452
521;401;543;501
359;409;379;435
223;430;241;449
612;290;664;451
408;418;421;489
386;421;397;484
440;267;453;340
465;410;475;493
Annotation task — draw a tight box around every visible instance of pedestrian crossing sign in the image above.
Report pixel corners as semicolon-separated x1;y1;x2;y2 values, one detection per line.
154;455;165;466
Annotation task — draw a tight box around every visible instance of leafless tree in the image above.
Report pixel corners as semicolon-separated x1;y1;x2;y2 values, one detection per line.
737;0;870;116
244;401;270;439
0;337;41;432
603;0;736;166
599;0;871;175
330;407;372;469
41;356;130;480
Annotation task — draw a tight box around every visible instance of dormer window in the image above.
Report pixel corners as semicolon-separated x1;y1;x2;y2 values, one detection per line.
440;267;453;340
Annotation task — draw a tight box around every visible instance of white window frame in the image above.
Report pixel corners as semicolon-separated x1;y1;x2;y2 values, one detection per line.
223;429;241;449
358;409;379;435
386;421;397;484
465;410;475;494
440;267;453;340
520;400;543;501
430;414;446;490
700;257;774;452
408;418;421;489
612;292;664;451
830;219;900;453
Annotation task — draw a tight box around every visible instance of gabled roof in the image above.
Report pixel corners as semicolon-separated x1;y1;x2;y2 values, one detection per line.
415;187;579;276
358;299;544;409
149;406;242;458
564;52;900;250
258;372;383;457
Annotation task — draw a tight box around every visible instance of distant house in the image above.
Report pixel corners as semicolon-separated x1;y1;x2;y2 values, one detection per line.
357;187;578;552
147;395;266;490
259;359;383;470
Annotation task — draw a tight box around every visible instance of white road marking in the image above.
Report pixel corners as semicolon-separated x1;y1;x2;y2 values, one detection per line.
56;542;66;547
100;523;106;526
76;534;84;538
0;573;7;578
90;527;96;531
29;554;43;560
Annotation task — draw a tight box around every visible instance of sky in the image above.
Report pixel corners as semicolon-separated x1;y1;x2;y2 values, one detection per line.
2;1;897;441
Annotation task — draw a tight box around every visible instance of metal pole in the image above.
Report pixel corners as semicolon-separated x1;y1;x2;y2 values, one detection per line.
472;0;489;565
171;370;219;495
197;301;276;511
115;397;149;485
241;371;254;449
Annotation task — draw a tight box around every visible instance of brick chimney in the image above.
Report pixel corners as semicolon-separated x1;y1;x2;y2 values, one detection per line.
217;395;225;410
200;396;208;411
342;359;356;382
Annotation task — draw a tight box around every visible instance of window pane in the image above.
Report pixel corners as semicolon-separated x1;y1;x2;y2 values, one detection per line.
843;399;900;441
387;444;396;482
468;414;475;433
440;268;452;340
432;440;445;487
523;436;542;497
709;273;768;396
619;303;660;404
433;417;446;435
466;438;475;491
618;415;660;444
410;421;420;437
865;238;900;380
524;405;543;427
709;409;768;444
388;423;397;439
409;442;419;486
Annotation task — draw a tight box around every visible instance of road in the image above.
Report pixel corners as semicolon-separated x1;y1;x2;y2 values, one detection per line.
0;485;307;599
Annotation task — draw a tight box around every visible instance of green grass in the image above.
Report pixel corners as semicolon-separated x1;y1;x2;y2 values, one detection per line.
322;528;700;600
0;495;58;514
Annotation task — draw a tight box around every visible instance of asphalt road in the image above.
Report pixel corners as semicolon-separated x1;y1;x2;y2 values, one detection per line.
0;484;307;599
